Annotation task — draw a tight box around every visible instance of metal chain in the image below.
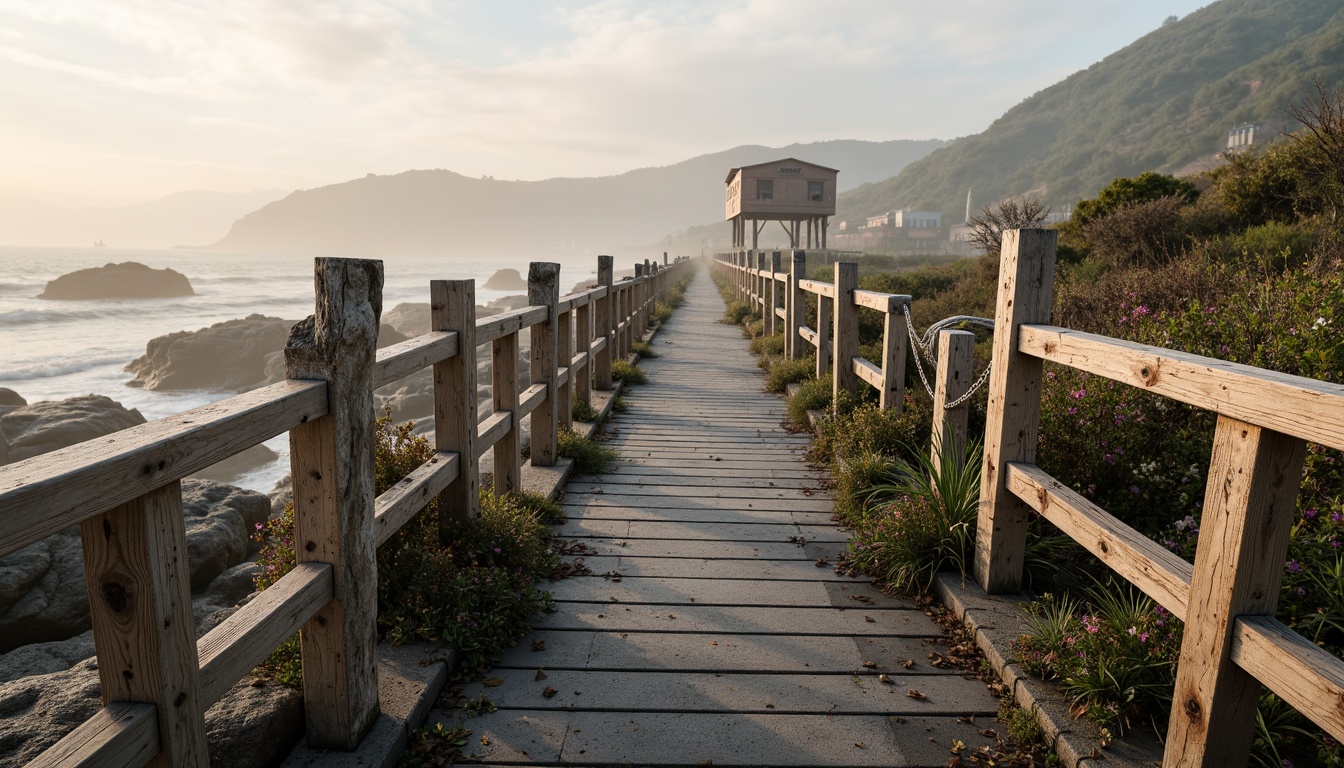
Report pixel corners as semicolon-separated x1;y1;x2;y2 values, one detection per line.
902;303;995;407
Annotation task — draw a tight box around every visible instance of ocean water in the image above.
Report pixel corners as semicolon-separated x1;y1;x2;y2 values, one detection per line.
0;247;607;495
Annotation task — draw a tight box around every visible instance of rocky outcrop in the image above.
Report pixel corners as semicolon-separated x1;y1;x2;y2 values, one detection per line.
381;296;525;340
483;268;526;290
37;262;194;301
126;315;409;392
0;390;25;409
0;395;144;465
0;479;269;652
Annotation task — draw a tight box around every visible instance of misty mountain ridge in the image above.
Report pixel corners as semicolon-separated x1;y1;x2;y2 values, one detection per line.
208;139;947;257
838;0;1344;223
0;189;288;250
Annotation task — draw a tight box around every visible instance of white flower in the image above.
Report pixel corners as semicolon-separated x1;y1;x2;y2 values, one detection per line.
1316;317;1329;328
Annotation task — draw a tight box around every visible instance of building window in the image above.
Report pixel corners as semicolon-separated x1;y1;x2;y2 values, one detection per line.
808;181;823;202
756;180;774;200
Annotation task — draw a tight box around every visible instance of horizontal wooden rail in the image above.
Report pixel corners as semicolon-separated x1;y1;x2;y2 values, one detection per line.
774;307;786;320
590;336;608;355
373;451;460;546
854;290;910;313
477;305;547;345
797;279;834;298
0;379;327;559
1019;325;1344;453
477;411;513;456
373;331;459;389
798;326;819;346
1231;615;1344;742
28;702;159;768
518;382;547;418
853;357;884;390
197;562;334;704
1005;462;1193;619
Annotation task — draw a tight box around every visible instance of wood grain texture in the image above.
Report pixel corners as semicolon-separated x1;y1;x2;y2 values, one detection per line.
372;330;458;389
815;294;832;381
879;305;908;411
517;383;548;419
197;562;333;704
797;279;835;298
1006;462;1192;618
931;330;974;464
529;262;561;467
853;289;908;313
831;262;859;403
27;702;159;768
975;229;1056;594
1231;615;1344;743
575;300;593;407
0;380;326;559
432;279;479;527
852;357;883;390
786;251;805;360
595;256;614;390
558;308;574;433
284;257;382;750
491;329;522;494
1019;324;1344;453
79;482;207;767
476;411;512;457
374;452;460;547
476;305;547;345
1164;417;1305;767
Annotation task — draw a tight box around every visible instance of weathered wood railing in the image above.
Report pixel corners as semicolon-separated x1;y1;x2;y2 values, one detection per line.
977;229;1344;767
711;249;912;411
1;253;690;767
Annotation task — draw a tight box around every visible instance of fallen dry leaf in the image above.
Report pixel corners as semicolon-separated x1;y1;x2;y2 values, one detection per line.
814;558;828;567
542;686;557;699
534;670;548;681
951;738;966;754
878;674;894;684
532;640;546;652
907;689;926;700
482;678;502;687
902;659;916;670
862;661;876;668
864;615;876;623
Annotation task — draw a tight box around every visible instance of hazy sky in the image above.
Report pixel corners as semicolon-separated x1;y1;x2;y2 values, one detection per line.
1;0;1211;207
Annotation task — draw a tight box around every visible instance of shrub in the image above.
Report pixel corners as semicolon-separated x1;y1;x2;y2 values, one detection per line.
611;359;646;385
786;374;834;425
830;451;898;524
651;300;674;325
1082;195;1189;267
572;397;600;424
721;300;754;325
810;398;931;469
765;357;815;393
846;438;982;592
743;318;764;338
749;332;785;358
557;430;617;475
631;340;657;359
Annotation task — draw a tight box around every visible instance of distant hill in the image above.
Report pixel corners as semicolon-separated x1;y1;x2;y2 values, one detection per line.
208;139;947;257
838;0;1344;224
0;189;287;249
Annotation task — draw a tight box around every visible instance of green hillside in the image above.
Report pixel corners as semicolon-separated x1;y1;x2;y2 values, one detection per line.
838;0;1344;223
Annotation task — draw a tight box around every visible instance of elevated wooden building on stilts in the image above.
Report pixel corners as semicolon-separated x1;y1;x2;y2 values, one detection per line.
725;158;837;249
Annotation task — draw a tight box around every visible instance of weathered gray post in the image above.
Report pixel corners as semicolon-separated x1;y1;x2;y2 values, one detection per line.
431;279;479;528
575;294;592;408
283;257;382;749
787;250;806;360
975;229;1056;594
492;312;521;494
880;298;911;412
767;251;781;336
832;262;859;405
595;255;614;390
557;305;573;434
930;329;975;468
529;262;560;467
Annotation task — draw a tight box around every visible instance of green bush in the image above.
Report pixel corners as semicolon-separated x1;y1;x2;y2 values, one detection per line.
810;398;931;469
749;332;785;358
831;451;898;524
765;357;815;393
743;318;764;338
572;397;600;424
721;300;754;325
557;429;617;475
611;359;646;385
631;340;658;359
651;300;674;325
786;374;834;425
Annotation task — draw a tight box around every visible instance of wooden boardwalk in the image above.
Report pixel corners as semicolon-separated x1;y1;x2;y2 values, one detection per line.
439;270;1001;766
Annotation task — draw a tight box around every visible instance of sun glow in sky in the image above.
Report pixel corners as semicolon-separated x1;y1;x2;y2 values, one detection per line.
0;0;1211;206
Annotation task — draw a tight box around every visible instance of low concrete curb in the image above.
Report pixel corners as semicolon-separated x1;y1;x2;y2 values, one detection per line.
933;574;1164;767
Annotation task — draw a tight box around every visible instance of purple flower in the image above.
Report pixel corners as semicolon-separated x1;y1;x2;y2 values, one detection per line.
1304;508;1318;519
1288;560;1302;574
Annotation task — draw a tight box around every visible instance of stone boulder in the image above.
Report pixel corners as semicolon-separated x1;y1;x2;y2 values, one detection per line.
0;395;144;465
37;262;194;301
0;479;269;652
383;302;430;338
483;268;526;290
0;390;25;409
125;314;293;392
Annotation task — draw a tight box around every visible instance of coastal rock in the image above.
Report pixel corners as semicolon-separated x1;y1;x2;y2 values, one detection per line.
189;443;280;484
125;314;293;392
0;395;145;465
127;315;411;392
483;268;527;290
0;390;25;409
0;479;269;652
383;301;430;337
37;262;194;301
204;679;304;768
0;659;102;766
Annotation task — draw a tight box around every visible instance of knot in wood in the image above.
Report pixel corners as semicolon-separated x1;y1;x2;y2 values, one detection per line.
1134;362;1160;387
101;581;129;613
1184;696;1201;718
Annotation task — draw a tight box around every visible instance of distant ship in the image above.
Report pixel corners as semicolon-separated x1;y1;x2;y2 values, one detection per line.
93;239;105;248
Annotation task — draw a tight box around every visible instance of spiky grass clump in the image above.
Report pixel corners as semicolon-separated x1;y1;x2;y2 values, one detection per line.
572;398;600;424
787;374;834;426
611;359;647;385
632;340;658;359
558;430;618;475
765;357;815;393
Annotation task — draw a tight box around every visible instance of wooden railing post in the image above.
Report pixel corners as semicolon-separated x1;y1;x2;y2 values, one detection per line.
432;279;479;528
492;307;522;494
633;264;645;344
880;298;910;411
815;292;831;380
79;481;208;767
787;250;805;360
1163;417;1306;767
756;251;766;317
284;257;382;749
595;255;614;390
975;229;1056;594
529;262;560;467
557;305;573;434
767;251;781;336
931;329;975;468
832;262;859;406
575;295;593;407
